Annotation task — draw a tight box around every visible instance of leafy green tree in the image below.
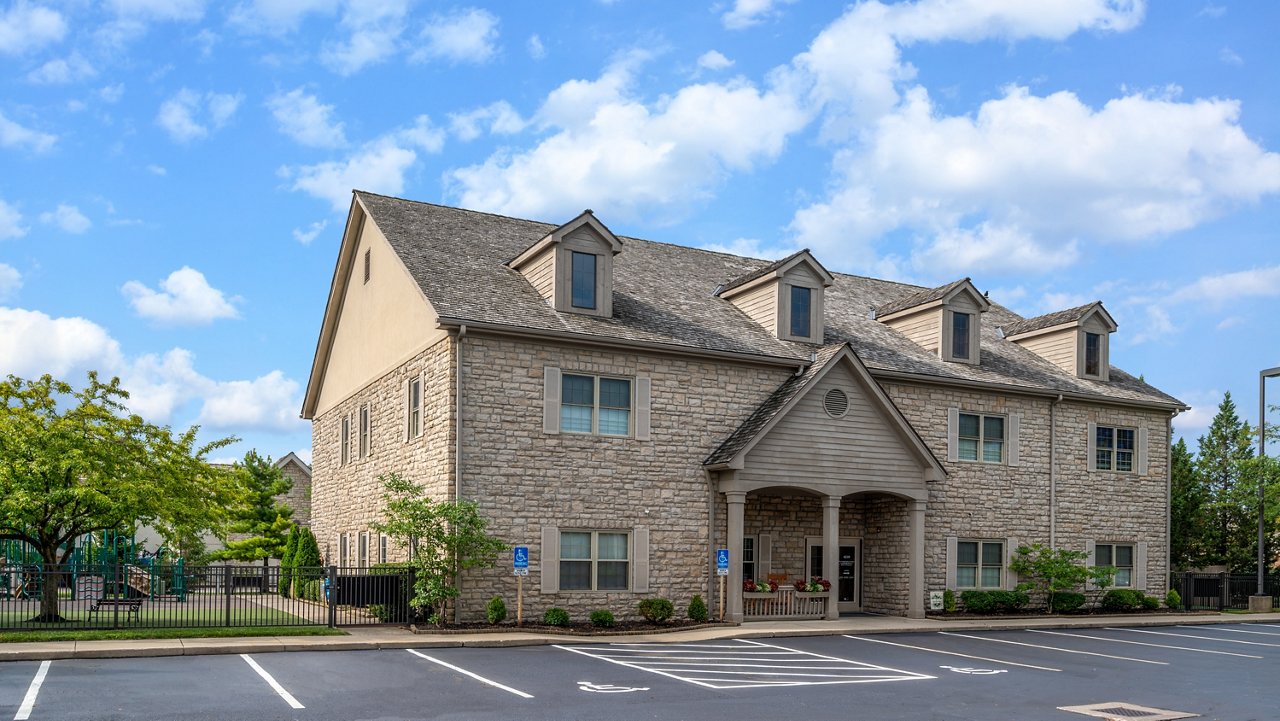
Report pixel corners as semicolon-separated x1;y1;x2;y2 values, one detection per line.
0;373;239;621
1195;393;1256;570
213;450;293;575
1170;438;1207;569
278;524;301;597
371;472;506;626
1009;543;1091;612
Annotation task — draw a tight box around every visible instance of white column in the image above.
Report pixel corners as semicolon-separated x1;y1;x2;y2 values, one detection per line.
908;499;927;619
726;491;746;623
823;495;840;620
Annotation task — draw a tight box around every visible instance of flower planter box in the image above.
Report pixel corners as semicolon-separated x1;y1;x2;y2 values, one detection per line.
742;587;828;620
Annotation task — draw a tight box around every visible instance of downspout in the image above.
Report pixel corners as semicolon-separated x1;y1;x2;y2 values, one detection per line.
1167;410;1178;587
706;469;717;611
453;324;466;624
1050;394;1063;548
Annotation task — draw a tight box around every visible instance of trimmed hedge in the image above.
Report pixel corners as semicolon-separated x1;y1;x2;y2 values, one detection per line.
1050;592;1086;613
1101;589;1146;612
589;610;615;628
638;598;674;623
687;595;709;622
543;607;570;626
1165;588;1182;610
959;590;1029;614
486;596;507;624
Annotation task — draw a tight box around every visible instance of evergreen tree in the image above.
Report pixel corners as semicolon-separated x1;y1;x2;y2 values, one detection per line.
293;527;323;587
213;450;294;571
278;524;300;597
1194;392;1255;570
1169;438;1206;569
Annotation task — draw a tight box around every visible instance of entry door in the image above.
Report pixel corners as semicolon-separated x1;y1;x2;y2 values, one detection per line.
807;537;861;613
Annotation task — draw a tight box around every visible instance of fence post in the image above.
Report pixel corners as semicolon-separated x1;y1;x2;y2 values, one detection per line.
327;566;337;628
1219;572;1229;611
224;564;233;627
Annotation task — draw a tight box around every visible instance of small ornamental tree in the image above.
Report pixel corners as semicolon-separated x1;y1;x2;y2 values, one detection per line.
293;527;323;588
1008;543;1091;612
371;472;506;625
279;524;301;597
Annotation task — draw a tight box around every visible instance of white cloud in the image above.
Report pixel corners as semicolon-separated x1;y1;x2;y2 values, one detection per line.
1215;316;1244;331
0;199;27;239
0;1;66;55
292;219;327;244
1127;304;1176;345
121;266;240;325
1038;291;1091;314
909;222;1079;276
320;0;408;76
294;447;312;465
722;0;794;30
39;203;91;234
413;7;500;65
527;33;545;60
697;50;734;71
698;237;792;260
0;307;123;378
107;0;205;22
449;101;525;141
1170;266;1280;306
266;88;347;147
228;0;340;34
0;263;21;300
1219;46;1243;66
156;89;243;142
147;164;166;175
99;83;125;103
0;111;57;152
198;370;301;431
26;53;96;84
1172;389;1223;441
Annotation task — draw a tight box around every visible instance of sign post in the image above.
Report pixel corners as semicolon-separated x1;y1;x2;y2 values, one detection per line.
715;549;729;621
513;546;529;625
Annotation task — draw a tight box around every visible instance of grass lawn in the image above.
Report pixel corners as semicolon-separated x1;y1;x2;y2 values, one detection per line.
0;626;347;643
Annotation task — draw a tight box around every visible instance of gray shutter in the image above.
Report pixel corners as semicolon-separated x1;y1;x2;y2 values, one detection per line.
758;533;772;580
543;367;561;434
1087;422;1097;472
1084;539;1096;591
635;377;651;441
402;378;410;442
1005;537;1018;590
540;525;559;593
1134;542;1148;591
1137;427;1149;476
945;536;957;589
947;408;960;462
1008;414;1021;467
632;526;649;593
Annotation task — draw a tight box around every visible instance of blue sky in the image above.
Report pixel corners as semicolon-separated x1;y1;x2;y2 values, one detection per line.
1;0;1277;465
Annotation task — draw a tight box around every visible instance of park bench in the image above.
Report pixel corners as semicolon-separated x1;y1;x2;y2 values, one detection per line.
88;597;143;623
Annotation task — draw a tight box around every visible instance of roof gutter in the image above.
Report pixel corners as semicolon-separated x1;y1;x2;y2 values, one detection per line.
867;368;1189;414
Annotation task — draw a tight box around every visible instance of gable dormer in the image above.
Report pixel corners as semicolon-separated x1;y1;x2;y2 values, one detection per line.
874;278;990;365
509;210;622;319
716;249;834;344
1004;301;1118;381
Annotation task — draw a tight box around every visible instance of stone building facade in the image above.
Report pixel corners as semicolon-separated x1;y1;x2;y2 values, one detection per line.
303;192;1185;622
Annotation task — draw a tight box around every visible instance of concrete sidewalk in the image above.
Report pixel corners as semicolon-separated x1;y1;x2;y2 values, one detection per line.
2;611;1278;662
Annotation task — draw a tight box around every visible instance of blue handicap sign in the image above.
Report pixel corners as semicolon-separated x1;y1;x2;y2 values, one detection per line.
513;546;529;569
716;548;729;570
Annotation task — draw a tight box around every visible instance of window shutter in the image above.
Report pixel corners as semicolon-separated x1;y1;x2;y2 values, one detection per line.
1008;414;1021;467
1005;537;1018;590
945;536;957;589
1084;539;1096;591
1134;542;1148;591
632;526;650;593
1137;427;1149;476
1087;422;1097;472
543;367;561;434
758;533;772;580
635;377;651;441
947;408;960;462
402;378;411;442
540;525;559;593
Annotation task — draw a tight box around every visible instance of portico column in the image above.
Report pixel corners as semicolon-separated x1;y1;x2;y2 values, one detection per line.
726;491;746;623
908;499;927;619
822;495;840;620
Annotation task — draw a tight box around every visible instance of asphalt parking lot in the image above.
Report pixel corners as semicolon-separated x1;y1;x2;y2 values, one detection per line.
2;622;1277;720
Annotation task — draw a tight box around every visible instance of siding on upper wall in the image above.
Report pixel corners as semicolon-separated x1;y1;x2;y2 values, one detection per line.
883;307;942;355
730;282;778;335
1015;328;1076;375
522;246;555;301
740;361;925;496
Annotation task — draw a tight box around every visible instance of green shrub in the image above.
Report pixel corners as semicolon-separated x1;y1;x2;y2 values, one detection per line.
1101;589;1145;612
1165;588;1182;610
369;562;413;574
638;597;675;623
1141;595;1160;611
543;607;570;626
1050;592;1086;613
486;596;507;624
279;525;300;597
589;609;615;628
687;594;709;622
960;590;997;613
990;590;1030;611
943;588;956;613
368;604;390;622
301;579;323;602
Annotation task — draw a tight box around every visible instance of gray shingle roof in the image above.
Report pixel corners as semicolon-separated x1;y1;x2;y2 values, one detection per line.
356;191;1184;409
717;248;811;295
873;278;972;319
1002;302;1102;337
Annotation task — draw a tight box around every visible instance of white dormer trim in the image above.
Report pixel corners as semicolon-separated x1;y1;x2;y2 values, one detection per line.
510;210;622;319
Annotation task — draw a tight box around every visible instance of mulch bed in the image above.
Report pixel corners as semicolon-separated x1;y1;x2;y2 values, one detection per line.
411;619;732;635
925;609;1215;620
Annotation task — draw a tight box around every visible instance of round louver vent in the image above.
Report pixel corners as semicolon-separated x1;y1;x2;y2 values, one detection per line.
823;389;849;418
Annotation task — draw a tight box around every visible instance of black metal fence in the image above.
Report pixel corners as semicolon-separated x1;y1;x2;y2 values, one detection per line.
0;563;415;632
1170;572;1280;611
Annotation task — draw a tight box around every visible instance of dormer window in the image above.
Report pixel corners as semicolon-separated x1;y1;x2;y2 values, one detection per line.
875;278;990;366
1085;332;1101;377
571;251;597;309
1004;301;1117;381
509;210;622;319
790;286;811;338
716;249;834;344
950;311;971;361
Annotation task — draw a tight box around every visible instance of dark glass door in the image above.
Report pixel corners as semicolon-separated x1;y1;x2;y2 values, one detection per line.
838;545;856;603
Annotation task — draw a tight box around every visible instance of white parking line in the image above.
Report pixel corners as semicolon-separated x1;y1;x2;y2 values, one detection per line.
1114;628;1280;648
938;632;1168;665
14;661;51;721
1028;630;1262;658
407;649;534;698
240;654;305;710
1184;625;1280;637
842;635;1061;671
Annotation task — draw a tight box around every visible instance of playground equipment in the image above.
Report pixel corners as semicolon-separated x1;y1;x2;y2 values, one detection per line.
1;531;188;601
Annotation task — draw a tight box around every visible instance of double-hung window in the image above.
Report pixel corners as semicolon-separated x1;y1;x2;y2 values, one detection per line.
378;535;388;565
561;374;631;436
358;404;370;458
1094;543;1134;587
340;416;350;466
957;412;1005;463
407;377;422;439
742;537;756;582
559;531;629;591
570;251;597;309
957;540;1003;589
1095;425;1135;472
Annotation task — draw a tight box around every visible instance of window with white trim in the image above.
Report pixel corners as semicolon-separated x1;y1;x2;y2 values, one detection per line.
358;403;370;458
358;532;368;569
1095;425;1135;472
958;412;1005;463
561;374;631;436
340;416;350;466
559;530;629;591
1095;543;1134;587
407;377;422;439
956;540;1003;589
